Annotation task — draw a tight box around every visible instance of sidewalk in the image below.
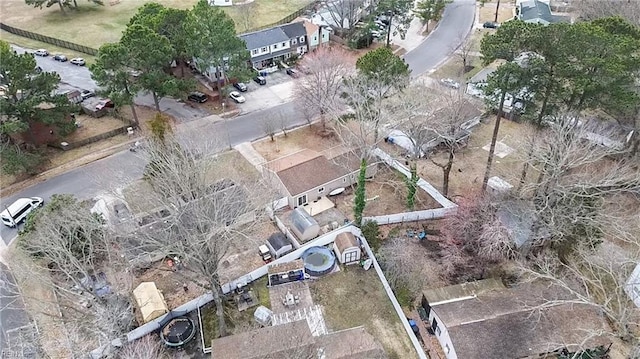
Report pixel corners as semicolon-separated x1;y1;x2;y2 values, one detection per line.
390;1;428;54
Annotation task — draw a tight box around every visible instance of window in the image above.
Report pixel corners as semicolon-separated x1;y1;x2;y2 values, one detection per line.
344;251;358;263
297;195;308;206
252;49;259;55
436;326;441;336
300;36;305;43
445;344;450;354
342;178;347;182
291;38;297;45
261;47;268;52
273;44;278;49
282;42;287;47
318;187;325;193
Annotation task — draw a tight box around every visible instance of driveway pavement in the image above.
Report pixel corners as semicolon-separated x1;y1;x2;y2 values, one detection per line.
235;72;297;115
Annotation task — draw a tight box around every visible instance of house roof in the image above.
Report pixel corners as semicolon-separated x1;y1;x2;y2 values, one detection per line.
431;281;611;359
276;155;350;196
334;232;360;253
468;60;505;84
267;232;291;251
240;27;289;50
422;278;505;305
210;320;315;359
297;17;320;39
280;21;307;39
519;0;569;24
316;326;387;359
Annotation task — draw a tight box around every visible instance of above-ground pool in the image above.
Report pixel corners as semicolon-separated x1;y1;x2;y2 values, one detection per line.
301;246;337;276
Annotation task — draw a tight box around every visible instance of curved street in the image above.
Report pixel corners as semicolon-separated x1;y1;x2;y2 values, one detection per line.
0;1;476;353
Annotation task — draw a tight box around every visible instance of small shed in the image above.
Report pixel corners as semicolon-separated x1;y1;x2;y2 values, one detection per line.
253;305;273;326
266;232;293;258
289;208;320;242
333;232;361;265
133;282;169;323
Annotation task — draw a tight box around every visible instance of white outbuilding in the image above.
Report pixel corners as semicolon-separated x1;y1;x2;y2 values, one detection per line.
333;232;361;265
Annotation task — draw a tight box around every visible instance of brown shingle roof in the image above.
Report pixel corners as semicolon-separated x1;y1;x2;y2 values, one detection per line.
210;320;314;359
431;281;611;359
316;326;387;359
334;232;359;253
276;156;350;196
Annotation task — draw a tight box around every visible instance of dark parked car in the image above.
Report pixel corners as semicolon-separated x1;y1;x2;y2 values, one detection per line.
233;82;247;92
53;54;68;62
483;21;499;29
187;91;208;103
286;68;299;77
253;76;266;85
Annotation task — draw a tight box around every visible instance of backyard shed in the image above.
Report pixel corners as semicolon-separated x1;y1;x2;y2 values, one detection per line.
333;232;361;265
133;282;169;323
266;232;293;258
288;208;320;242
253;305;273;326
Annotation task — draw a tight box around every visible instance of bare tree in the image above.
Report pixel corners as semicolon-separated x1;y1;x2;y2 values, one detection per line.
377;237;431;303
454;31;475;75
577;0;640;25
520;115;640;253
8;194;135;357
517;243;640;342
296;47;356;132
117;334;169;359
127;134;274;338
325;0;366;34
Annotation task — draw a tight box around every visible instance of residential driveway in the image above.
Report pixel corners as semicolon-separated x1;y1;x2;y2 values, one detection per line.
235;71;297;115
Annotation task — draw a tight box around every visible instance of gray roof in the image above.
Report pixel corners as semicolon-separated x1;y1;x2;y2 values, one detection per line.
280;22;307;39
267;232;290;251
519;0;569;24
290;207;318;233
240;27;289;50
430;281;611;359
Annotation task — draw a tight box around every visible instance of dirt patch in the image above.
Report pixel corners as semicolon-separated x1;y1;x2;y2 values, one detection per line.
332;167;442;221
415;116;532;200
253;124;343;161
479;1;515;24
65;114;127;143
134;260;206;311
309;267;417;358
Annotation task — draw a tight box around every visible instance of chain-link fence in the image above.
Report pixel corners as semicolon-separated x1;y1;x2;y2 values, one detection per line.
0;23;98;56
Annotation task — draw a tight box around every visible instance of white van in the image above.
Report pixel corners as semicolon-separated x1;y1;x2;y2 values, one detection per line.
0;197;44;227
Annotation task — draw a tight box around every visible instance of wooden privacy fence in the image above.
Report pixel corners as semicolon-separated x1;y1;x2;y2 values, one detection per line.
0;22;99;56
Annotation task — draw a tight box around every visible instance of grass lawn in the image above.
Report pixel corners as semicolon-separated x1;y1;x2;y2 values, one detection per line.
309;267;417;359
478;0;515;24
0;30;96;64
1;0;313;49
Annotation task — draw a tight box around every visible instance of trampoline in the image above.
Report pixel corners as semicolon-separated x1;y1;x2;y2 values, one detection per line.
160;316;196;347
301;246;337;276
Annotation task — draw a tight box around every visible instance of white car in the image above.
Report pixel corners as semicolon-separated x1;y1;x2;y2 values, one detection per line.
34;49;49;57
229;91;246;103
70;57;86;66
440;78;460;89
0;197;44;227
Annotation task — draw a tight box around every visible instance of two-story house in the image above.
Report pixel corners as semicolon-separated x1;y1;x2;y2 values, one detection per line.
240;22;308;70
294;17;331;51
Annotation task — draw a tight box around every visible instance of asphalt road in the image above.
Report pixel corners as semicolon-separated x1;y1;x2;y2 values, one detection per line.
403;0;476;76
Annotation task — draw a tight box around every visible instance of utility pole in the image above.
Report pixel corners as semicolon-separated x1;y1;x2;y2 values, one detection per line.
494;0;501;22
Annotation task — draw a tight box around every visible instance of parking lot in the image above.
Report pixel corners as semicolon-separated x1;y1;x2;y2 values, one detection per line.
232;70;297;116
